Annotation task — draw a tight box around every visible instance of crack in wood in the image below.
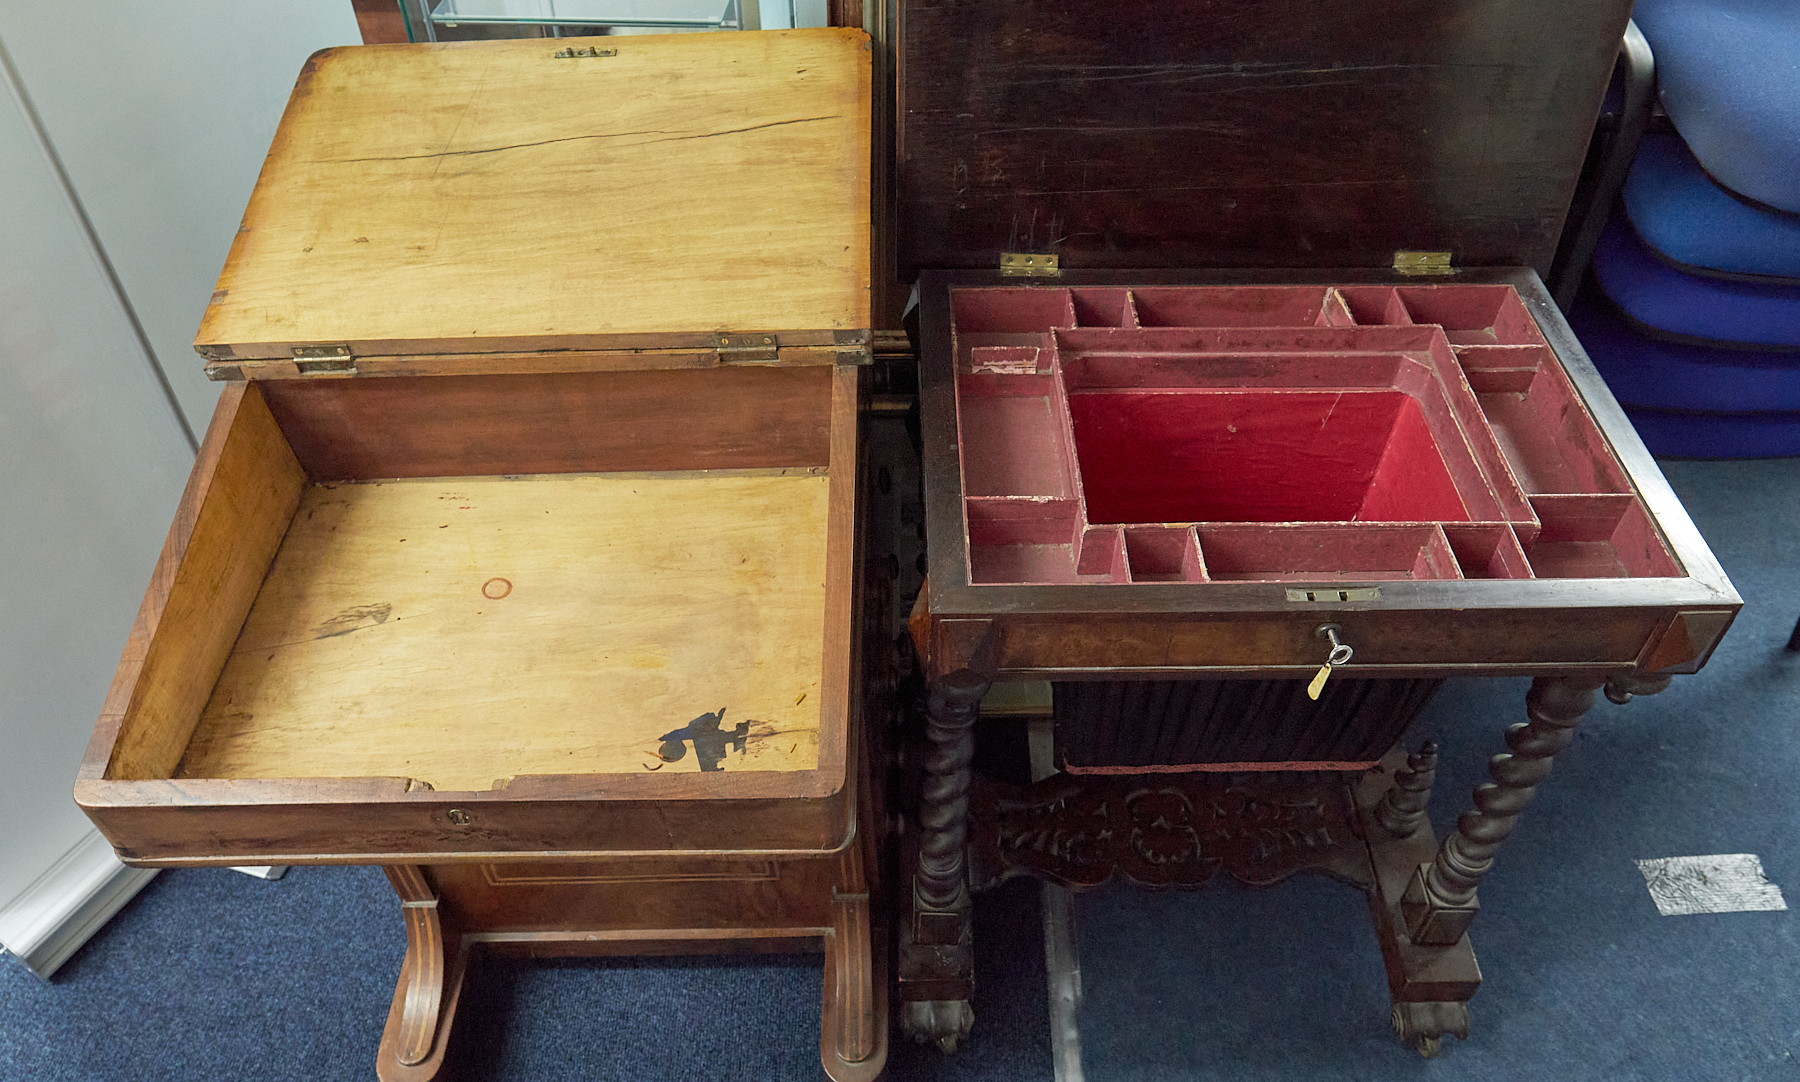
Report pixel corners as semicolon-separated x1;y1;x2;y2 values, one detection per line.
311;116;839;165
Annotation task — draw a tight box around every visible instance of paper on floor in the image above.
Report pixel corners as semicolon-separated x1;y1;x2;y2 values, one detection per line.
1635;853;1788;916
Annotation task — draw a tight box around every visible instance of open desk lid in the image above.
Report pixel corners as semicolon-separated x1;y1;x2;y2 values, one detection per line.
197;29;871;368
897;0;1631;278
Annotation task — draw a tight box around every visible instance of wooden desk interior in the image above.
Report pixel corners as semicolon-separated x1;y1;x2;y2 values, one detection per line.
178;470;829;789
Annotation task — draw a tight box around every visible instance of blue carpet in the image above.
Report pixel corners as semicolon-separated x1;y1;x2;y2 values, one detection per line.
0;865;400;1081
0;867;1049;1082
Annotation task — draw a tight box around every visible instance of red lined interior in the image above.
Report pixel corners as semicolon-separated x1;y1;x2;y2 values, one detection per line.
951;284;1680;585
1197;525;1460;581
1069;391;1467;525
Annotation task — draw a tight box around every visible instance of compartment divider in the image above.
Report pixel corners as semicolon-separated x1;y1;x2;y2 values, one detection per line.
1070;288;1138;328
1194;523;1463;582
1333;286;1412;326
1318;289;1358;326
1443;523;1535;580
1454;344;1555;393
1525;494;1681;578
945;283;1682;585
1049;344;1094;535
1125;526;1207;583
964;496;1081;547
1411;334;1538;527
1076;526;1128;581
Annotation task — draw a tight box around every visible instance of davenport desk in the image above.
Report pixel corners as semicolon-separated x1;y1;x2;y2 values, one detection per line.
74;30;887;1082
890;0;1743;1057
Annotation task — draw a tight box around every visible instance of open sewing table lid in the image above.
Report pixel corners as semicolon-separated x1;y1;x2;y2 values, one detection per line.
197;29;871;374
895;0;1744;682
896;0;1632;276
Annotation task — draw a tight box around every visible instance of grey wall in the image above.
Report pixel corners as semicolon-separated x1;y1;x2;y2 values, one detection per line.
0;3;359;918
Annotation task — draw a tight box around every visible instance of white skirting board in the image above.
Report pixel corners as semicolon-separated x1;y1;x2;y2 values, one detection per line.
0;829;157;980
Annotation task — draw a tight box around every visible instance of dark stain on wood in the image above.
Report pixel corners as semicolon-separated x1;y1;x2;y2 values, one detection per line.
314;603;393;640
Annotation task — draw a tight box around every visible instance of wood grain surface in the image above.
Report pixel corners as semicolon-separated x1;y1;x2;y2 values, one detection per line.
196;29;872;360
258;366;833;481
896;0;1633;275
178;470;830;789
107;384;307;781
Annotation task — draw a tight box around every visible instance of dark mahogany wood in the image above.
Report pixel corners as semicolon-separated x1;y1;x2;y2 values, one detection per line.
899;268;1740;1057
894;0;1726;1055
351;0;409;45
913;671;988;917
1054;677;1439;774
897;0;1635;276
1403;676;1600;944
966;770;1374;892
1375;740;1438;839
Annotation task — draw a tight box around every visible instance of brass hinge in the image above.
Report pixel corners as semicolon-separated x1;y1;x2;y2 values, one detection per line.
716;333;780;363
290;344;356;375
999;252;1060;277
1393;251;1454;276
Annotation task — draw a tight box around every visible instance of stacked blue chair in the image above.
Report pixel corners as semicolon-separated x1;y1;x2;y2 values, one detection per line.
1567;0;1800;458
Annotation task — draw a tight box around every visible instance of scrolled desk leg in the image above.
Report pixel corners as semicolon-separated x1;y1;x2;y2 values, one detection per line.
824;888;884;1079
821;839;887;1082
376;866;469;1082
1402;675;1604;946
899;668;987;1053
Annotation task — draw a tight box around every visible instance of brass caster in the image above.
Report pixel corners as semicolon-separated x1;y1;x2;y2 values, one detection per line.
1417;1034;1442;1058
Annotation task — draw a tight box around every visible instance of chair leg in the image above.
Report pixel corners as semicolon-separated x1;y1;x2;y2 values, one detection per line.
1549;18;1656;311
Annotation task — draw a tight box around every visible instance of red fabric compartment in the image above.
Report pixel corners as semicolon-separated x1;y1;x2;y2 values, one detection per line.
1124;526;1206;582
1525;495;1683;578
1068;389;1469;525
1196;524;1461;581
1461;345;1631;495
951;288;1075;333
1132;286;1332;328
944;283;1679;587
1398;285;1545;346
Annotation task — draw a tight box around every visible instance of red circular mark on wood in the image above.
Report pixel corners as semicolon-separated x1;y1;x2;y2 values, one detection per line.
481;577;513;600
